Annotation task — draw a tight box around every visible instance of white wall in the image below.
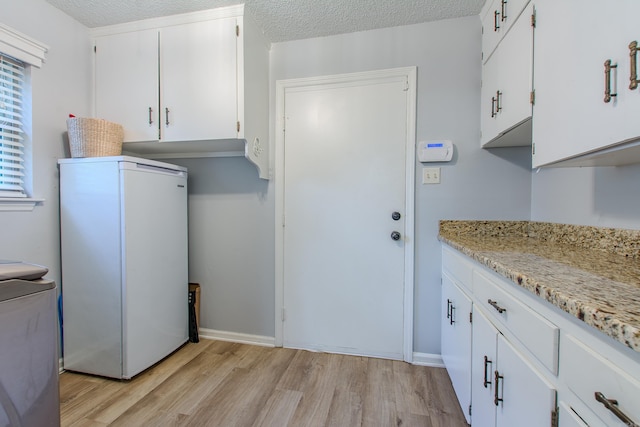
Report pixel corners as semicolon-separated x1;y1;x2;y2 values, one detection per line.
0;0;91;287
531;165;640;230
270;17;532;355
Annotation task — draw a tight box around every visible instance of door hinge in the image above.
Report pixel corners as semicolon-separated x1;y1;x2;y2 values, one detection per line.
236;25;240;37
551;407;558;427
469;312;473;323
468;404;472;416
532;142;536;155
237;121;241;133
94;45;96;53
530;90;536;105
531;10;537;28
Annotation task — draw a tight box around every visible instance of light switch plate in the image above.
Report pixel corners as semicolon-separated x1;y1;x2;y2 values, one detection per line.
422;167;440;184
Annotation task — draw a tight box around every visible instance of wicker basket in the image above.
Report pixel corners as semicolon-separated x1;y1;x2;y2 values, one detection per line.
66;117;124;158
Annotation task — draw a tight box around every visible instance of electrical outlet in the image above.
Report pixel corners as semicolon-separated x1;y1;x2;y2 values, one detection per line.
422;167;440;184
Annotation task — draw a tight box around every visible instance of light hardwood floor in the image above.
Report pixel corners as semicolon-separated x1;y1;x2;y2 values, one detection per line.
60;340;468;427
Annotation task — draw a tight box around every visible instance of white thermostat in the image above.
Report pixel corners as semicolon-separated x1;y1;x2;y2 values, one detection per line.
417;140;453;162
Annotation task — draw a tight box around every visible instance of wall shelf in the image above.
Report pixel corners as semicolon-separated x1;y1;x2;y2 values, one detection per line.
122;138;270;179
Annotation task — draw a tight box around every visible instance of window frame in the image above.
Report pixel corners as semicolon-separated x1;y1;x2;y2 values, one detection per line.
0;23;48;211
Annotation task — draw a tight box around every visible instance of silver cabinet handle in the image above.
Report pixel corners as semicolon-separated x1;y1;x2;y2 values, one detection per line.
501;0;507;22
595;392;639;427
604;59;618;103
165;107;170;126
483;356;492;388
488;299;506;314
494;371;504;406
630;41;639;90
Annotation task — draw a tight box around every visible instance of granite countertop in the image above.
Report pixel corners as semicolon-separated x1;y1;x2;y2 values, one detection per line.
438;220;640;353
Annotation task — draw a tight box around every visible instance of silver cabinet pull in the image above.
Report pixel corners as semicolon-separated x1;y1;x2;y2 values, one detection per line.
148;107;153;125
494;10;500;31
488;299;506;314
165;107;170;126
494;371;504;406
483;356;492;388
604;59;618;103
501;0;507;22
595;392;639;427
630;41;639;90
446;299;452;319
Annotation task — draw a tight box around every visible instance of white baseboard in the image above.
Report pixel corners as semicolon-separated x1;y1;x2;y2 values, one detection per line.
412;352;444;368
198;328;275;347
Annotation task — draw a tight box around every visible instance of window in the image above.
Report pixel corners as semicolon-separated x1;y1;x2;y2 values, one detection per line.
0;23;47;209
0;54;26;198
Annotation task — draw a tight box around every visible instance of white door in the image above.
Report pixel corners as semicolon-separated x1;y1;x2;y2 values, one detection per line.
277;68;416;360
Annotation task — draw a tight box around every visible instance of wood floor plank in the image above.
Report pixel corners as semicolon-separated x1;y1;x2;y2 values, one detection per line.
361;357;398;426
60;341;469;427
276;351;341;427
251;388;303;427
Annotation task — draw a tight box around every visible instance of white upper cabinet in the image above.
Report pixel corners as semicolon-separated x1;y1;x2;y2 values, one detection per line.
481;0;531;64
92;6;271;179
480;1;534;147
160;19;238;142
95;18;238;143
532;0;640;167
95;29;159;142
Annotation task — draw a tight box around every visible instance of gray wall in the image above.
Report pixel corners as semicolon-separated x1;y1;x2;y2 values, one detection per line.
531;166;640;230
270;17;532;355
168;157;275;337
0;0;91;288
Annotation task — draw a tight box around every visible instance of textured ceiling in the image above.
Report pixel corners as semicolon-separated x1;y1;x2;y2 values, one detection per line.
45;0;486;43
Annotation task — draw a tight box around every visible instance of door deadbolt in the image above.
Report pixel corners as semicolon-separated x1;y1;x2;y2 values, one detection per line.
391;231;401;241
391;211;401;221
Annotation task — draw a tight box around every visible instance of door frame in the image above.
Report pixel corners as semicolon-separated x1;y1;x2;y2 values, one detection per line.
274;67;417;362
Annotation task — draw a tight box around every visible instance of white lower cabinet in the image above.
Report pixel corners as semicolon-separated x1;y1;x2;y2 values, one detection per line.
495;334;556;426
441;272;473;424
472;306;556;427
471;308;499;426
558;402;589;427
562;335;640;427
441;243;640;427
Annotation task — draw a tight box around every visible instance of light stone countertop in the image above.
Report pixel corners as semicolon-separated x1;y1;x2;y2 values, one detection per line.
438;220;640;353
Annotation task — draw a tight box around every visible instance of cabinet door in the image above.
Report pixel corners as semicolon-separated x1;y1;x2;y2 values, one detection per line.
532;0;640;167
495;334;556;427
482;0;531;63
441;273;473;424
95;30;159;142
558;403;589;427
160;17;238;142
481;2;534;147
471;308;498;427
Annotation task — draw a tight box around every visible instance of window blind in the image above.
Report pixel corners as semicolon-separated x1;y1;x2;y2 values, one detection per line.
0;54;26;198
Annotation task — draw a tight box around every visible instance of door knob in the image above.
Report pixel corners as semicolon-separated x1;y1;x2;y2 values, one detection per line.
391;231;401;241
391;211;401;221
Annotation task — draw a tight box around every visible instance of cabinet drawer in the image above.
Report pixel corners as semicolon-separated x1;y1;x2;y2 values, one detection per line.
562;335;640;427
442;246;473;291
473;270;559;374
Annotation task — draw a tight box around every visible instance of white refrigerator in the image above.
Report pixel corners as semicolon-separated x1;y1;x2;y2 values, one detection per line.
59;156;188;379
